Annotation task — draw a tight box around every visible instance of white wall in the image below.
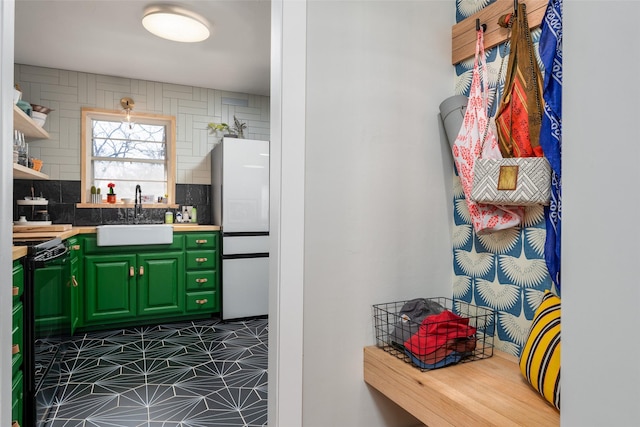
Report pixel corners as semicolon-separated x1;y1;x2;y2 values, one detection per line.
562;1;640;425
302;1;454;425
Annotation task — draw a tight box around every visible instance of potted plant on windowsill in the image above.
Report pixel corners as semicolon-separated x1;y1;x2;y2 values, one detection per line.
107;182;116;204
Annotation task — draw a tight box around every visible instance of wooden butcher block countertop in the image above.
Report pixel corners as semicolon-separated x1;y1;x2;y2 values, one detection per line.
13;246;28;260
13;224;221;244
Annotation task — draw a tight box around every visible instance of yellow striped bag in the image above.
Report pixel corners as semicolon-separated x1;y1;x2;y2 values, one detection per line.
519;290;561;410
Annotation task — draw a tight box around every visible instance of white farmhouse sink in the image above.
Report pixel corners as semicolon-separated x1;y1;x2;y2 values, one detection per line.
96;224;173;246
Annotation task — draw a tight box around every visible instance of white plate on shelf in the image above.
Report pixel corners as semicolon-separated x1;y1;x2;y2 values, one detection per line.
17;199;48;205
13;220;52;226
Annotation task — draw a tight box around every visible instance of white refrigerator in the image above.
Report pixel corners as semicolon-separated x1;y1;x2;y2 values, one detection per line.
211;137;269;320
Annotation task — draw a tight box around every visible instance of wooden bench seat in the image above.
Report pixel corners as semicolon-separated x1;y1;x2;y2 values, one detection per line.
363;346;559;427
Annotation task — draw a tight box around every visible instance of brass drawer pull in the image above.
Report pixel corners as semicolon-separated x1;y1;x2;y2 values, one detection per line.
12;421;20;427
72;275;79;287
195;278;208;283
139;266;145;276
195;299;208;305
130;266;135;277
12;286;19;296
71;244;81;251
195;239;208;244
195;257;208;263
12;344;20;355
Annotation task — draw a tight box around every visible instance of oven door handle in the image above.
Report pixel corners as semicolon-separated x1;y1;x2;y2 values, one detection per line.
32;246;69;264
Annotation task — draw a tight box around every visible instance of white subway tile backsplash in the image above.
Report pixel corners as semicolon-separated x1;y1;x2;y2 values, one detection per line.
15;64;270;183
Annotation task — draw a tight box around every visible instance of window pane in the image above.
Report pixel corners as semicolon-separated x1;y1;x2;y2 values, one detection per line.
93;160;166;181
92;120;165;142
94;180;167;202
93;139;166;159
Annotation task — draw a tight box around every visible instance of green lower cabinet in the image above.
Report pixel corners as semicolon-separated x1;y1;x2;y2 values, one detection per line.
68;236;82;335
83;251;184;325
69;254;80;335
12;369;23;427
12;260;23;303
12;303;23;376
34;257;71;336
137;252;184;316
12;259;25;427
184;232;220;315
84;254;137;323
77;232;219;329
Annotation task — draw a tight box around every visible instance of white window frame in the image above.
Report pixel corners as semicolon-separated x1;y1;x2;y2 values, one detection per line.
80;107;177;207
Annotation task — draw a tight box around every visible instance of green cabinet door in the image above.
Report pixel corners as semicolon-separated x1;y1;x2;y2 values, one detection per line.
12;303;23;376
137;252;184;317
69;255;80;335
12;369;23;427
34;258;71;336
68;237;82;334
12;260;23;302
84;254;137;323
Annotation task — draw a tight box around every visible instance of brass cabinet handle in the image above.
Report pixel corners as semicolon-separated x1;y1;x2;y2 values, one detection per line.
195;257;208;263
12;421;20;427
71;244;80;251
12;286;19;296
130;266;135;277
139;266;144;276
12;344;20;355
195;278;208;283
72;275;79;287
195;239;208;244
195;299;208;305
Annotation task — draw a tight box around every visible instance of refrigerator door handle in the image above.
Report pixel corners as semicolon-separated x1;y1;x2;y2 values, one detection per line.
223;253;269;260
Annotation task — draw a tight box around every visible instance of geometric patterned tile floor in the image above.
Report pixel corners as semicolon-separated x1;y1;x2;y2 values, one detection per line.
44;317;268;427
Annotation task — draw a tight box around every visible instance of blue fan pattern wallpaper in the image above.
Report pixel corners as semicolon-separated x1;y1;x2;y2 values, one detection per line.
452;0;556;357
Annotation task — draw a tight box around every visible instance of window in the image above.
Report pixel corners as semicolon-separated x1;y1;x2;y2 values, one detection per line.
81;108;176;206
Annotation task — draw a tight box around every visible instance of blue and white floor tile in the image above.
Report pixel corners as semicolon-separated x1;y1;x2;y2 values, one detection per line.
45;318;268;427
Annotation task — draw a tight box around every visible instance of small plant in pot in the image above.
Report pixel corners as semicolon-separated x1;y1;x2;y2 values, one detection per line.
208;115;247;139
106;183;116;204
208;122;233;137
232;115;247;139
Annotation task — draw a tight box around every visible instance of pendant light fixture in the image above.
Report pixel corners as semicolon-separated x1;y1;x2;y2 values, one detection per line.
120;97;135;130
142;4;210;43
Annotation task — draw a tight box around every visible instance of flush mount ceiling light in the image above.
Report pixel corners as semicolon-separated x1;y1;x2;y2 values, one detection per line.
142;4;210;43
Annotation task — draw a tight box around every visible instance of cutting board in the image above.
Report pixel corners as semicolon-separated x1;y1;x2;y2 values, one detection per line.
13;224;73;233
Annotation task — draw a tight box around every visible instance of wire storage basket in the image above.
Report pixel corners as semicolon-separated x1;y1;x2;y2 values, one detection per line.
373;297;495;372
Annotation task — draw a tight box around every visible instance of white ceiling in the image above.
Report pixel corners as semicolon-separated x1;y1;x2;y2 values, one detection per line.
14;0;271;96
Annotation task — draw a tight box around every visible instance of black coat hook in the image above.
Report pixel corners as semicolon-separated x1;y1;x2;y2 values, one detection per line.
476;18;487;32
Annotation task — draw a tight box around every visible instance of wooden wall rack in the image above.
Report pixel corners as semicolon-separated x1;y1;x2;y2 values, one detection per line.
451;0;547;65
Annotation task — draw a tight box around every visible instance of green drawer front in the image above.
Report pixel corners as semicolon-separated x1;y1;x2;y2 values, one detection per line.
185;270;216;291
68;236;82;260
12;369;23;427
12;303;23;376
12;262;24;300
186;291;218;312
185;233;217;250
186;250;216;270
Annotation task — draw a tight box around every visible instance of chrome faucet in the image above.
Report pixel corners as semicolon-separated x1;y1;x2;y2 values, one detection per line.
134;185;142;223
